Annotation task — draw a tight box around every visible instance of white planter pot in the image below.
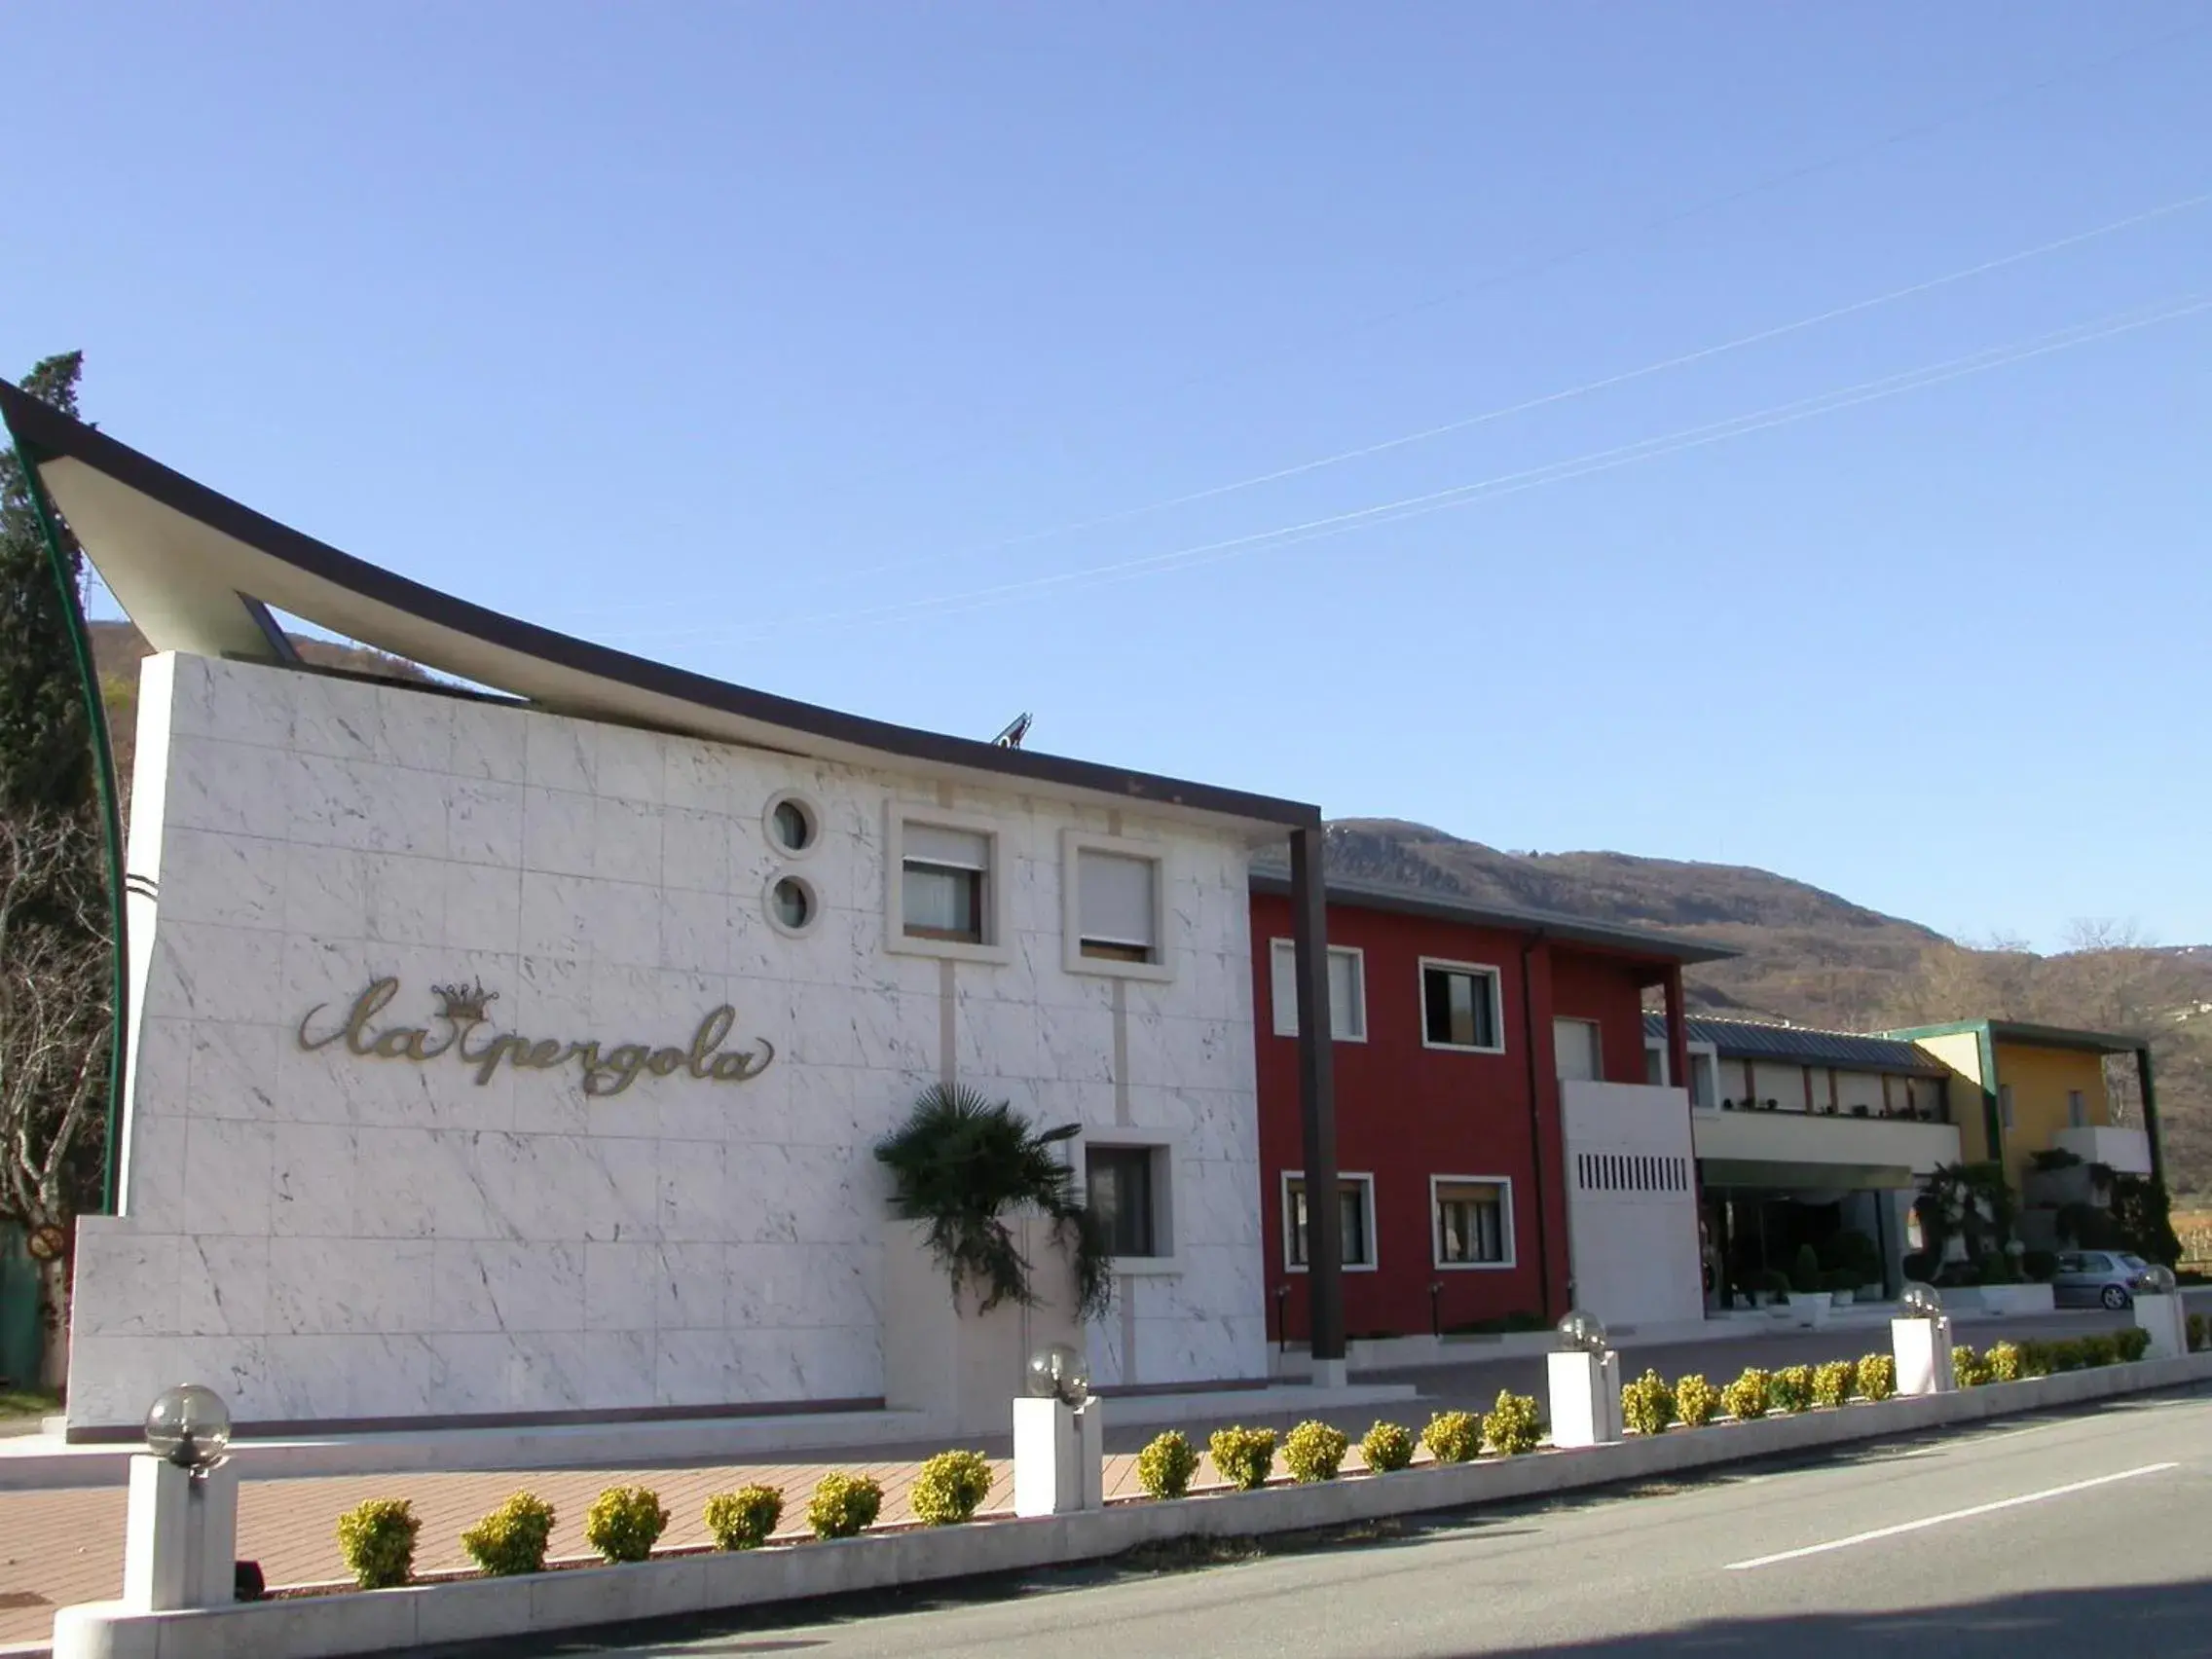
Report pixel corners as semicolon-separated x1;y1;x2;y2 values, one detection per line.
1974;1284;2054;1317
1830;1290;1855;1309
1788;1293;1831;1329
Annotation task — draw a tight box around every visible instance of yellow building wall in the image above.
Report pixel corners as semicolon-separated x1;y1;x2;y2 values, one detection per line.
1992;1043;2111;1189
1912;1032;1993;1163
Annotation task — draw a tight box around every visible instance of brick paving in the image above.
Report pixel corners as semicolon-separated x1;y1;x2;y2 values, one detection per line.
0;1443;1413;1647
0;1303;2168;1650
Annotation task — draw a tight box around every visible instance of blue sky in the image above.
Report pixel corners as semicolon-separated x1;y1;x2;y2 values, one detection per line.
5;3;2207;950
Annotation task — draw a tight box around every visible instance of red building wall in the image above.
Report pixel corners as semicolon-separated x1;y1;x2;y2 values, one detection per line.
1249;893;1656;1343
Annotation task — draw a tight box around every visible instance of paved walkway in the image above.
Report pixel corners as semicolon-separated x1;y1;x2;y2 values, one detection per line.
0;1304;2165;1649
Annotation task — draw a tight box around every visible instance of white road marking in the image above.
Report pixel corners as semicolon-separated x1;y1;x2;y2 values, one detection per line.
1723;1462;2180;1570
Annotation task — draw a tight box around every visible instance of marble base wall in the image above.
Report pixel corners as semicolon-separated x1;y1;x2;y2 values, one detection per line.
66;654;1268;1430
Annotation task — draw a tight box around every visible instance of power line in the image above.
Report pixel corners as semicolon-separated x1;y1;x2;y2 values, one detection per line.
815;14;2211;495
568;186;2208;625
608;291;2209;646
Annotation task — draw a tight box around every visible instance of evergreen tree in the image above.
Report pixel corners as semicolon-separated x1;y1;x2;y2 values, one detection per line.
0;352;95;816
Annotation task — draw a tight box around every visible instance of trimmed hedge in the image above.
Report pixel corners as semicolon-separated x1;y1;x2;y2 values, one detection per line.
1621;1370;1676;1437
1282;1420;1349;1483
703;1485;784;1550
584;1486;668;1564
1208;1425;1277;1492
1857;1353;1897;1401
910;1451;994;1526
336;1498;419;1590
1483;1390;1543;1456
1769;1365;1814;1415
1674;1374;1721;1428
1136;1429;1201;1499
461;1493;555;1577
1721;1368;1771;1421
1360;1419;1415;1473
1811;1359;1856;1409
1421;1410;1482;1465
807;1472;883;1539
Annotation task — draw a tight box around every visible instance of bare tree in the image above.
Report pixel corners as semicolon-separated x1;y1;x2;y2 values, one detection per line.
0;811;110;1384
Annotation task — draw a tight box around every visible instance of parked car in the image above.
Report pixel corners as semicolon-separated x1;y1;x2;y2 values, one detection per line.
2050;1249;2156;1309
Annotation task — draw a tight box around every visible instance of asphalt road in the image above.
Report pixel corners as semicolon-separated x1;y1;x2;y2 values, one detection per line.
457;1385;2212;1658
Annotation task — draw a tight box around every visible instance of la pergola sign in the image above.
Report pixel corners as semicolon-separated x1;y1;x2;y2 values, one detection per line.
297;977;775;1097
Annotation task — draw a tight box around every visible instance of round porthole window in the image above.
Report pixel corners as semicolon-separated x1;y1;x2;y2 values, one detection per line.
764;792;821;859
766;873;819;937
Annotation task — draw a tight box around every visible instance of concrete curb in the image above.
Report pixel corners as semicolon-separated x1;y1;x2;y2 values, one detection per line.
49;1351;2212;1659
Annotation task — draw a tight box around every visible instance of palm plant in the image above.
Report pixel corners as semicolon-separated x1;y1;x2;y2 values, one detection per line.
873;1084;1113;1320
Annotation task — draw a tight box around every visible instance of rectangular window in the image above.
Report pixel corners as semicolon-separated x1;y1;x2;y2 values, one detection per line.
1554;1017;1603;1082
1270;940;1366;1041
902;824;989;943
2067;1088;2087;1129
1433;1177;1512;1268
1644;1046;1665;1086
1060;830;1173;980
1086;1145;1159;1259
1999;1083;2015;1130
1283;1173;1375;1271
1420;961;1501;1051
1689;1051;1718;1110
1076;848;1158;964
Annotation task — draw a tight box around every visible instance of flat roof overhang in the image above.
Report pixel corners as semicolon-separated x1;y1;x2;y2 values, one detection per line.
2;381;1319;840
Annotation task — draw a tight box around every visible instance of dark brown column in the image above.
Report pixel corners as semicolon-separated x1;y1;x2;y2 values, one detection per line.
1662;965;1690;1100
2137;1046;2165;1187
1289;825;1344;1367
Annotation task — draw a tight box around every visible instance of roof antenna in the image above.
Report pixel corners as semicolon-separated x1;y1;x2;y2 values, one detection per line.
991;713;1032;750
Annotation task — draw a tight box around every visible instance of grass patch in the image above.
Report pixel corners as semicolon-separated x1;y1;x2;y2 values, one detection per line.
0;1389;58;1421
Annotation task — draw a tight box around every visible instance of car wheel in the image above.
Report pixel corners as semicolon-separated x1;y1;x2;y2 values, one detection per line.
2101;1284;2130;1310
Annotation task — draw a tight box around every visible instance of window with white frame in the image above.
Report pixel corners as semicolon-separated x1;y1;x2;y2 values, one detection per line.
1084;1141;1172;1262
1282;1172;1375;1271
1061;830;1171;978
1644;1039;1720;1108
1432;1176;1512;1268
1270;940;1366;1041
1420;960;1503;1051
887;808;1009;962
1554;1017;1603;1082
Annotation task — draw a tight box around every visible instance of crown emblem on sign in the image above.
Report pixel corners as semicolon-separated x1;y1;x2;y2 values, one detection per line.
431;977;498;1022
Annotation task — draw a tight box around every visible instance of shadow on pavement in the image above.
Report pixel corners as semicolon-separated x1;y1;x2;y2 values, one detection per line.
1429;1578;2212;1656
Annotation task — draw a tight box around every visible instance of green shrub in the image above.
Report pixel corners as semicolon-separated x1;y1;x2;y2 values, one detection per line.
806;1472;883;1539
584;1486;668;1564
1769;1365;1814;1414
1359;1420;1415;1473
1975;1252;2018;1286
1281;1419;1349;1483
2114;1327;2151;1364
1857;1353;1896;1401
461;1492;556;1577
1421;1410;1482;1464
2021;1249;2058;1282
1821;1269;1861;1295
1621;1370;1676;1436
1819;1230;1882;1282
910;1450;994;1526
1755;1268;1792;1300
1483;1390;1543;1456
1811;1359;1855;1409
1984;1341;2022;1382
335;1498;420;1590
2082;1333;2121;1368
702;1485;784;1550
1721;1368;1771;1420
1952;1344;1989;1387
2189;1313;2208;1352
1135;1429;1202;1498
1674;1374;1721;1428
1789;1245;1823;1295
1207;1425;1277;1491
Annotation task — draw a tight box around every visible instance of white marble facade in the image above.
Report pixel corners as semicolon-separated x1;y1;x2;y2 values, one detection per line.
66;653;1267;1430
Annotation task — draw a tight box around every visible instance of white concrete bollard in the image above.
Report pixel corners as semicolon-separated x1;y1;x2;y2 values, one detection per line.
1893;1316;1956;1396
2133;1292;2188;1361
1547;1349;1623;1449
122;1455;239;1612
1013;1396;1104;1517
